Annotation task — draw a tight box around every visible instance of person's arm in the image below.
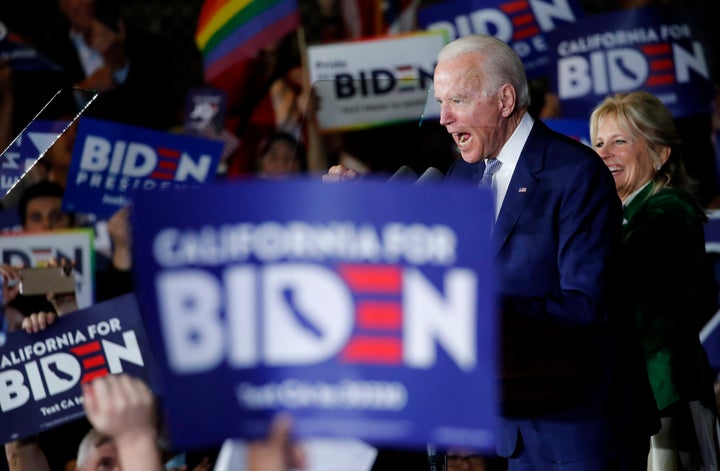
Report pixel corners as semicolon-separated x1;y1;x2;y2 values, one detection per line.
1;263;22;308
248;415;305;471
107;205;132;271
75;19;129;92
82;374;163;471
0;59;14;153
321;164;359;182
4;437;51;471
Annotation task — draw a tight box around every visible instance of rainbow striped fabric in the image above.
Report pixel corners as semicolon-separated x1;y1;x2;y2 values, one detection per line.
195;0;300;82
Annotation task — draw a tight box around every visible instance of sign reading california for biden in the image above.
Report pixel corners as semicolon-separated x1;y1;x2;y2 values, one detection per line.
0;294;157;444
62;117;223;219
548;5;715;119
131;178;499;451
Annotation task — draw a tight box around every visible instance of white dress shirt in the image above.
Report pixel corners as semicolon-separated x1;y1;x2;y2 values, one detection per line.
490;112;534;219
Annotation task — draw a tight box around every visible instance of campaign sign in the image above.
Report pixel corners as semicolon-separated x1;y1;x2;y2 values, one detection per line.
131;178;498;451
0;21;60;72
184;87;228;136
547;5;715;119
542;118;591;147
0;119;70;195
62;117;224;220
704;210;720;370
0;208;21;234
308;32;445;132
417;0;584;78
0;293;157;444
0;229;95;309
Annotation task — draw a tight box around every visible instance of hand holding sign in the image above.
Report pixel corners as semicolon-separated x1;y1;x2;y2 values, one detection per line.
82;374;163;471
248;415;306;471
21;311;56;334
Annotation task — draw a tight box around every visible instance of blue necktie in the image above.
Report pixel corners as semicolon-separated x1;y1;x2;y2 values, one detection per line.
480;158;502;188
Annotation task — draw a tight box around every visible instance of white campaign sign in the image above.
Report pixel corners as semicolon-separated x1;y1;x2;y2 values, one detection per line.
0;229;95;308
307;32;446;132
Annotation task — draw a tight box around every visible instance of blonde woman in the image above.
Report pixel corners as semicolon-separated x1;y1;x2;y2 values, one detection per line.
591;90;720;470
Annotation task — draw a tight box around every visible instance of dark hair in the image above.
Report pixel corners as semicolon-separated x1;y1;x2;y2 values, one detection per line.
255;131;308;172
18;180;74;227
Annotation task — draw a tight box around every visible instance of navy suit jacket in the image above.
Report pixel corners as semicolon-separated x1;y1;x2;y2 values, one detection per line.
447;118;634;462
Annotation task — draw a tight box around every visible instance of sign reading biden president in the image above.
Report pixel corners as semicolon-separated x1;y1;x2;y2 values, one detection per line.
0;294;156;444
131;178;498;451
548;5;715;119
63;117;223;219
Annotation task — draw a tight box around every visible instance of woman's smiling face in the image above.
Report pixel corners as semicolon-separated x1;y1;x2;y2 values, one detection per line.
594;114;657;201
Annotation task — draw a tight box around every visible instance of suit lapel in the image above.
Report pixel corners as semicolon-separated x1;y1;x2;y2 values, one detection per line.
492;123;544;258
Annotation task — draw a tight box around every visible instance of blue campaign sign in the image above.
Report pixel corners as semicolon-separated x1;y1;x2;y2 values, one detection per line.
417;0;584;78
0;293;159;444
542;118;591;147
62;117;224;220
131;177;499;452
547;5;715;120
0;22;61;72
184;87;228;136
0;119;70;195
704;210;720;370
0;208;21;234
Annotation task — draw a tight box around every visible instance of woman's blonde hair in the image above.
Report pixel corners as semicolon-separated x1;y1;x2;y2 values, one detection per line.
589;90;690;193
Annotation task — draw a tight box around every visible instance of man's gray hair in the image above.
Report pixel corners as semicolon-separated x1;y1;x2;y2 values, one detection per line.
437;34;530;109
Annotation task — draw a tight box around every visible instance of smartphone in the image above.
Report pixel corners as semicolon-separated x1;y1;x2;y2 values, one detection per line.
19;267;75;296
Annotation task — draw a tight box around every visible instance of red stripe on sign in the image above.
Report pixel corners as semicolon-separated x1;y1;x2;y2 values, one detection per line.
81;368;109;383
82;355;106;369
513;26;539;40
357;301;402;329
646;74;674;86
157;148;181;158
650;59;673;71
158;160;178;170
339;265;402;293
341;337;402;364
150;172;174;180
641;43;671;55
71;341;101;356
500;0;529;14
512;13;534;26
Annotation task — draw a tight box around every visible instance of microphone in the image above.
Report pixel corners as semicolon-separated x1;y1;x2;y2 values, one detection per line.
415;167;444;185
387;165;417;182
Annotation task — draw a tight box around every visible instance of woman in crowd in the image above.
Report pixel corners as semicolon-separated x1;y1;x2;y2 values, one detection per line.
590;90;720;469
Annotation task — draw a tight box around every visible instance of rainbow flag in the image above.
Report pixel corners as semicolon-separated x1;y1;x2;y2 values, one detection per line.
195;0;300;82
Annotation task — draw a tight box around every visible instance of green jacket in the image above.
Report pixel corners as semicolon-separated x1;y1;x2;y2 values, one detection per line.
620;183;716;412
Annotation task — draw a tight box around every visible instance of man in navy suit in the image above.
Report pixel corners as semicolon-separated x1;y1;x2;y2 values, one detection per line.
325;34;655;470
434;34;649;470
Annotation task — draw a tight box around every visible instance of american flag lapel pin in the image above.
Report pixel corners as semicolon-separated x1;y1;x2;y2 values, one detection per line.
518;187;527;193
